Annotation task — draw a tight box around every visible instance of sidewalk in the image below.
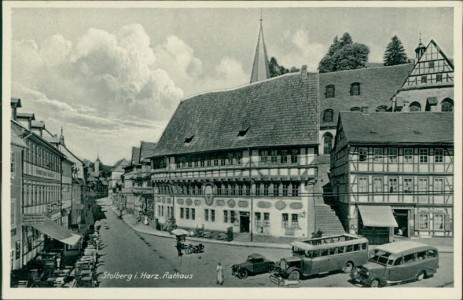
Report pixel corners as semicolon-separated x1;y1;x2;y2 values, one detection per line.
108;205;453;253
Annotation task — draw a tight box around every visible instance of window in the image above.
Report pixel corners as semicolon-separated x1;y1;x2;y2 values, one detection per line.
260;150;268;163
223;210;228;223
373;177;383;193
291;149;299;163
409;102;421;112
191;208;195;220
433;213;445;230
292;183;299;197
419;148;428;163
436;73;443;82
11;152;15;174
264;213;270;226
230;211;236;223
350;82;361;96
245;184;251;196
205;209;209;221
282;213;289;228
255;212;261;226
180;208;184;219
323;133;333;154
280;150;288;163
255;183;260;196
11;199;16;227
230;184;236;196
403;178;413;193
291;214;299;228
389;177;398;193
434;178;444;192
282;183;289;197
441;99;453;112
421;75;427;83
358;148;367;162
418;213;429;230
434;148;444;163
211;209;215;222
185;208;190;219
273;183;279;197
358;177;368;193
270;150;277;163
238;184;243;196
325;85;335;98
404;148;413;163
389;148;398;163
374;148;383;162
216;184;222;196
323;109;334;122
428;61;434;68
263;183;269;196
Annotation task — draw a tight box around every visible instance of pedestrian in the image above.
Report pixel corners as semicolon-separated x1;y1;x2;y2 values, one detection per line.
216;262;224;285
176;241;183;257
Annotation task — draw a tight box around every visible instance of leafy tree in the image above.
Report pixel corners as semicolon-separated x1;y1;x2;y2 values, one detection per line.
269;57;299;78
383;35;409;66
318;32;370;73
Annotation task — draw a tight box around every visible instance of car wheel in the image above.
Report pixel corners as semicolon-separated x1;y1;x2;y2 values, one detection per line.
238;269;248;279
417;271;425;281
370;279;381;288
288;270;300;281
268;264;275;272
342;261;353;273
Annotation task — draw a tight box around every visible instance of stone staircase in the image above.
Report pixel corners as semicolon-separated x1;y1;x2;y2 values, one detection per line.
314;204;345;236
234;232;251;242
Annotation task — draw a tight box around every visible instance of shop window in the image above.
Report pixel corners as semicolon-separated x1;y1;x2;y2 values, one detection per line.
350;82;361;96
282;213;289;228
441;98;453;112
325;85;335;98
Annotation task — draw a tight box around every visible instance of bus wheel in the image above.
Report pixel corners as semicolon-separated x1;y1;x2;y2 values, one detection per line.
288;270;300;281
342;261;353;273
370;279;380;288
417;271;425;281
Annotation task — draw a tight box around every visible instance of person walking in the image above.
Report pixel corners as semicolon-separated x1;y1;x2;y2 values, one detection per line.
216;262;224;285
176;241;183;257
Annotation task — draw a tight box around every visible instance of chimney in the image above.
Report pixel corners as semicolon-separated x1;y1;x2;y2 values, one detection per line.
301;65;308;79
10;98;21;120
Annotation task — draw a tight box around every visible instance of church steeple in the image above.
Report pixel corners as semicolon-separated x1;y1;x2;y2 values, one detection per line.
250;10;270;83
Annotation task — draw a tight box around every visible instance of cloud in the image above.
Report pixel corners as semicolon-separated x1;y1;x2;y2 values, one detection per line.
273;28;326;72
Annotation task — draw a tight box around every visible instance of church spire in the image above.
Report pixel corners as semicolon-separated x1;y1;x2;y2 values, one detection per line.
250;10;270;83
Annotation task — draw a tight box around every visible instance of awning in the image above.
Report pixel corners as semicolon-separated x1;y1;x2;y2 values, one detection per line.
31;218;82;246
358;206;398;227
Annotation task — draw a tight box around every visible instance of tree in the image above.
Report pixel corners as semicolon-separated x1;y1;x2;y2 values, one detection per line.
318;32;370;73
383;35;408;66
268;57;299;78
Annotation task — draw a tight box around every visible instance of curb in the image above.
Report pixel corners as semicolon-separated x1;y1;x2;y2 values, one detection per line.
104;202;452;253
108;206;291;250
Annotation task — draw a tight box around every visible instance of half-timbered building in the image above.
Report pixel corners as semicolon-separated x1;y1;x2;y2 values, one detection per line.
330;112;453;244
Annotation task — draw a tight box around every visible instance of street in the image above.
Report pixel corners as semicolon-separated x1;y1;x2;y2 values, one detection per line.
96;202;454;288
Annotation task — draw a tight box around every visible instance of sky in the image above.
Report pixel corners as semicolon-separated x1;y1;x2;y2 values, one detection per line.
8;4;455;165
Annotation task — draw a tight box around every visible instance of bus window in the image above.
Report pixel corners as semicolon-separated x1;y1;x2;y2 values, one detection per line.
361;243;367;250
387;259;394;266
417;251;427;260
338;246;345;254
312;250;320;258
305;251;312;258
329;248;337;255
403;253;416;264
394;257;404;266
427;250;437;258
354;244;361;251
320;249;329;256
346;245;353;252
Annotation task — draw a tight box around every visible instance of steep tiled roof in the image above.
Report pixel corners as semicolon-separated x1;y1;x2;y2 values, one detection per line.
112;158;129;171
11;122;28;148
320;64;413;127
131;147;141;165
139;141;157;162
152;72;319;157
339;112;453;145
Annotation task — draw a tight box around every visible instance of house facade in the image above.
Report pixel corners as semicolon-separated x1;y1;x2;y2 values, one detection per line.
330;112;453;244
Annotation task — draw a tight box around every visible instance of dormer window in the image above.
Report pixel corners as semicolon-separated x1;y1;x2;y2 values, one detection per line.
238;121;250;137
350;107;361;112
322;109;334;122
350;82;361;96
184;134;194;144
237;127;249;137
325;85;335;98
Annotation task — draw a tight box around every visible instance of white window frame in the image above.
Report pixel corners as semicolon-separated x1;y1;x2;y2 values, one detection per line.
389;148;398;163
358;177;368;193
404;148;413;163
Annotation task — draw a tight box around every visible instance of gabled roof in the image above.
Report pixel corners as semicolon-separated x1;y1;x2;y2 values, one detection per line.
400;40;454;91
112;158;129;172
11;122;28;148
339;112;453;145
320;64;413;127
139;141;157;162
152;72;319;157
16;112;35;120
130;147;141;165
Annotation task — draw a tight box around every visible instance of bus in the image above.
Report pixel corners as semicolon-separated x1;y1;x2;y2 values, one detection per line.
270;234;369;283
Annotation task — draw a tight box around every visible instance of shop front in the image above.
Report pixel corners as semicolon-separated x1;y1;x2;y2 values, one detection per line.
357;205;398;245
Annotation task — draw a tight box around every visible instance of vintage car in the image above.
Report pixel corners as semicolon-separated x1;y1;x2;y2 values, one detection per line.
351;241;439;287
232;254;275;279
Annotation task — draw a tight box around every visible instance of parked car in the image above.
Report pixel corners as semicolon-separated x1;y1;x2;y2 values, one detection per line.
232;254;275;279
350;241;439;287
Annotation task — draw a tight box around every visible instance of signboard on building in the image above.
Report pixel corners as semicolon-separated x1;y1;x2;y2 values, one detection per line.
22;214;45;225
26;164;60;180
